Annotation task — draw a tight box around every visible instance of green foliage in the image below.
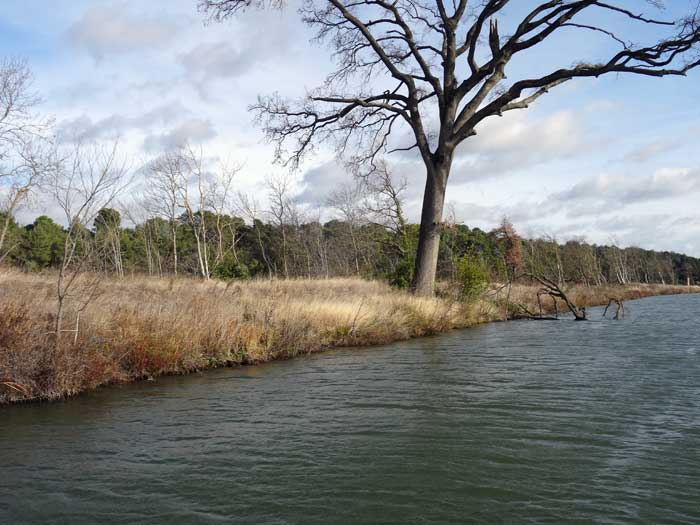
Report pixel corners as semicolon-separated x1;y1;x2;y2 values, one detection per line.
20;216;65;270
93;208;121;233
387;224;418;289
455;252;490;299
441;224;505;280
389;256;414;289
212;254;249;280
4;206;700;288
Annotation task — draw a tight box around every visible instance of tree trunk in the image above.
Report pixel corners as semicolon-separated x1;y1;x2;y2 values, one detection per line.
171;222;178;276
411;161;449;296
349;224;360;276
0;213;12;256
280;224;288;278
55;262;67;351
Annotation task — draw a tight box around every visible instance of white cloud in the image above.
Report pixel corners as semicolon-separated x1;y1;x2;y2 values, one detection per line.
552;168;700;207
67;4;181;61
451;110;594;181
179;41;256;79
178;8;304;86
446;164;700;254
622;137;685;163
296;160;350;204
57;101;191;142
143;118;218;152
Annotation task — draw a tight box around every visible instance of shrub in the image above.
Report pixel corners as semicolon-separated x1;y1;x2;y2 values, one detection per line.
455;253;490;299
212;255;250;280
389;256;414;289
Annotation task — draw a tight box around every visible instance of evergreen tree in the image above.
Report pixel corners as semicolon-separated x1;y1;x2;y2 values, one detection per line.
20;216;65;270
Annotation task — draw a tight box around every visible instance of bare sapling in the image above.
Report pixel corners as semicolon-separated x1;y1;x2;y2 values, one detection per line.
0;58;53;260
121;197;164;278
237;191;273;279
146;151;185;276
327;182;365;276
363;161;409;258
266;173;294;278
367;166;408;238
50;140;131;348
179;144;211;280
209;158;242;272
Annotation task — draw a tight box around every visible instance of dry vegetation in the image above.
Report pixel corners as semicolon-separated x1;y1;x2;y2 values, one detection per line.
1;269;697;404
501;282;698;319
0;270;484;403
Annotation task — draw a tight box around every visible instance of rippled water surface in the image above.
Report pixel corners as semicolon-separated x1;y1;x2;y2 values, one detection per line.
2;294;700;524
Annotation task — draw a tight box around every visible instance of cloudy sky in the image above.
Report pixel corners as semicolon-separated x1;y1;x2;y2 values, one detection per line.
2;0;699;255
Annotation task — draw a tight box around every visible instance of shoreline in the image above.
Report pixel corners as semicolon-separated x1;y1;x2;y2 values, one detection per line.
1;270;698;405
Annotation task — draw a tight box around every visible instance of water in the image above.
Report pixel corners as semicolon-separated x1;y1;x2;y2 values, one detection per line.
2;294;699;524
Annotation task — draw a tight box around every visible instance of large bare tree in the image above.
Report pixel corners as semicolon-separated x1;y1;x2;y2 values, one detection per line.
200;0;700;295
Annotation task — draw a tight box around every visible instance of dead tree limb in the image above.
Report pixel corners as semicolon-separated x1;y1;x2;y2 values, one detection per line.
526;273;587;321
603;298;625;320
511;301;559;321
537;289;560;319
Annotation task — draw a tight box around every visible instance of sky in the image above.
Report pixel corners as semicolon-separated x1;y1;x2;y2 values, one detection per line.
2;0;699;256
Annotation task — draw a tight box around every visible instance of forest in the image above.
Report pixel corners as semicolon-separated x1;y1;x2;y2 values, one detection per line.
2;201;698;289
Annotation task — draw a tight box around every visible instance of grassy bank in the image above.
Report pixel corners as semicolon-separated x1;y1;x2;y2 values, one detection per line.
1;270;696;403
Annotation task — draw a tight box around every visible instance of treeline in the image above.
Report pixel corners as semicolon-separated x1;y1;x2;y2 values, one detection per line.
2;207;698;287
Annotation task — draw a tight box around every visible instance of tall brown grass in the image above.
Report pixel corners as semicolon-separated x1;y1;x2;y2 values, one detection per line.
1;269;696;403
0;270;486;403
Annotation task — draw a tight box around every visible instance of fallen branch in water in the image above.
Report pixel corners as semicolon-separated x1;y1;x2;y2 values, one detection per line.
602;298;625;320
522;273;587;321
510;301;560;321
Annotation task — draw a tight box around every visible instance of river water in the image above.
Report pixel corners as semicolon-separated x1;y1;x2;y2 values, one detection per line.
1;294;699;524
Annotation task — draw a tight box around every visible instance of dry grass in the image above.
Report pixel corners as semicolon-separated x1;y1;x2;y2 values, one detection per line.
1;269;696;404
0;270;486;403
